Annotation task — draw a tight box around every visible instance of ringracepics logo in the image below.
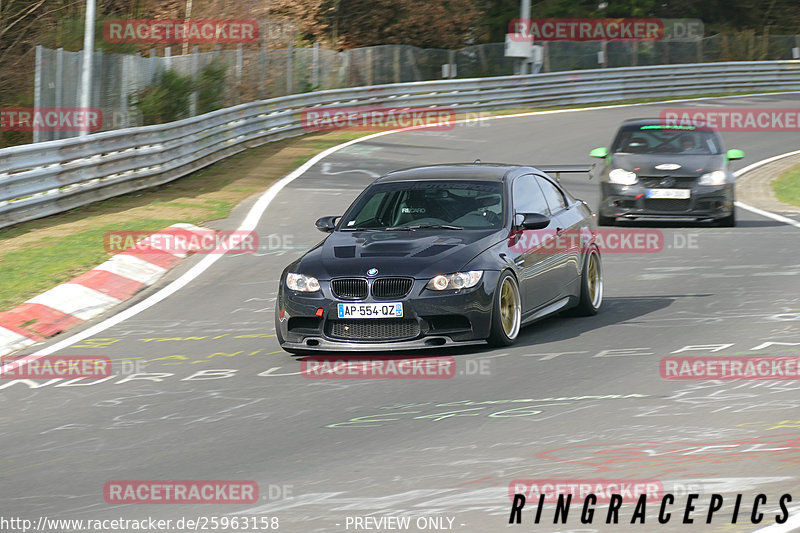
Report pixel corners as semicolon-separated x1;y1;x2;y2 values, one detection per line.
661;108;800;132
509;228;664;254
300;107;455;132
301;356;456;379
0;108;102;131
104;229;258;255
509;487;792;526
104;20;258;43
103;481;258;504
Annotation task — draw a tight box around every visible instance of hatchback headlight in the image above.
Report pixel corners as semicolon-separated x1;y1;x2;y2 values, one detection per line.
698;170;726;186
426;271;483;291
608;168;638;185
286;272;320;292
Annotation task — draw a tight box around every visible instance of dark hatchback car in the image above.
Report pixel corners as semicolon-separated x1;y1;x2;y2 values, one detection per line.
590;118;745;226
275;163;602;353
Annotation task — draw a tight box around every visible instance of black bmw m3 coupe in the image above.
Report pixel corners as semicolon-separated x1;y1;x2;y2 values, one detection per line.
275;163;602;353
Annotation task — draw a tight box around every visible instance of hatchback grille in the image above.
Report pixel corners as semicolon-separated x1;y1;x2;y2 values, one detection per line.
331;278;368;300
326;319;420;340
640;177;695;189
645;199;691;212
372;277;413;299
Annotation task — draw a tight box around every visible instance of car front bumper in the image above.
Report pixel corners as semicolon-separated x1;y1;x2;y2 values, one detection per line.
599;182;734;220
276;272;500;352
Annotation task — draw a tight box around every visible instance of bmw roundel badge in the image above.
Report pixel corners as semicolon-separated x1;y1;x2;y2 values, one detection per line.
367;268;378;277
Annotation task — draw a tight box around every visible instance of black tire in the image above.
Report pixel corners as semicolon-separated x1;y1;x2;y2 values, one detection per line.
566;247;603;316
597;213;615;226
715;210;736;227
487;271;522;347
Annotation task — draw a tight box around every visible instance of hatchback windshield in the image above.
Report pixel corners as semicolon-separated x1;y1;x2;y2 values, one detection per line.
340;180;504;230
612;125;723;155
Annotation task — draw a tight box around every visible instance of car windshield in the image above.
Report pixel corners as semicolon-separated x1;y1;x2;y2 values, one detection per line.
612;125;723;155
340;180;504;230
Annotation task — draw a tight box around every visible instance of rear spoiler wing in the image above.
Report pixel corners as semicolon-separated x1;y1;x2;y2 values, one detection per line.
537;165;595;181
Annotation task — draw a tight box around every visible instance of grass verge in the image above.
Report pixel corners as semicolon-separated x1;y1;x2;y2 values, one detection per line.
772;164;800;207
0;130;367;311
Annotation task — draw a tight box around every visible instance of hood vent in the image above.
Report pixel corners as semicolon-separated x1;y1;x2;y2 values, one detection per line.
412;244;456;257
334;246;356;258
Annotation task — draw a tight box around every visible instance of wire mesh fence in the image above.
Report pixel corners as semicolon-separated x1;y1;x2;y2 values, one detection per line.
33;34;800;142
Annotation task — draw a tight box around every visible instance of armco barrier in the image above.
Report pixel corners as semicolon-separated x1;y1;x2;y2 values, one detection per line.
2;61;800;229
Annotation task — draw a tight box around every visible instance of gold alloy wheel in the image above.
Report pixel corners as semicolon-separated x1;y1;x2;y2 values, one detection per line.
587;251;603;309
499;276;521;338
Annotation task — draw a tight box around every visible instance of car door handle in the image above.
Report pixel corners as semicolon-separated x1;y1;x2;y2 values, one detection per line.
514;258;525;267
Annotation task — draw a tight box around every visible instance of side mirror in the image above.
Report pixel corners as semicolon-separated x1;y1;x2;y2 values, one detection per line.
589;147;608;158
726;149;745;160
518;213;551;230
315;215;340;233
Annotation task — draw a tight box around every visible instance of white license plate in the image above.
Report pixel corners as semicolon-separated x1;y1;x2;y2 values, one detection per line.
646;188;690;199
337;302;403;319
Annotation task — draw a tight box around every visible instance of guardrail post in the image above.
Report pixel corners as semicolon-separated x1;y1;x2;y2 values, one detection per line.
54;47;64;140
286;41;294;95
542;42;550;72
366;47;374;85
236;43;243;103
312;42;320;89
33;45;43;143
190;45;199;116
119;53;129;129
599;41;607;68
794;35;800;59
260;42;267;99
342;49;351;87
393;46;401;82
632;41;638;66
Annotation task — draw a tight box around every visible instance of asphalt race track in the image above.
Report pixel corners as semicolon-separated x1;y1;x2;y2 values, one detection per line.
4;94;800;533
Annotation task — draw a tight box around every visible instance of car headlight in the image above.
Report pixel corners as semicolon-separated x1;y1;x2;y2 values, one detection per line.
698;170;727;186
286;272;320;292
426;271;483;291
608;168;638;185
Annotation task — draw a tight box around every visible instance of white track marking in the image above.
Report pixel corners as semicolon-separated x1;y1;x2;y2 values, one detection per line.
4;91;800;361
27;284;121;320
733;148;800;229
92;254;167;285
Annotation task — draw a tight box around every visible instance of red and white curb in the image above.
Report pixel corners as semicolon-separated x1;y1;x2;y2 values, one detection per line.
0;223;210;356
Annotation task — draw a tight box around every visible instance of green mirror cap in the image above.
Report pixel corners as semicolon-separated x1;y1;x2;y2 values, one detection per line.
726;149;745;160
589;147;608;158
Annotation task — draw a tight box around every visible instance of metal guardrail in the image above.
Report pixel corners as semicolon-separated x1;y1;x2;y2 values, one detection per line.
2;61;800;229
